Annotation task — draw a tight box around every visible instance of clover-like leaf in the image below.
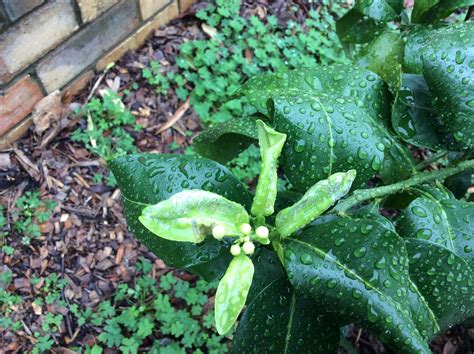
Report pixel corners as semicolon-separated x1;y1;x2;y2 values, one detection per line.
276;170;356;238
233;277;341;354
193;117;258;164
412;0;474;24
281;217;437;353
215;254;254;335
109;154;251;279
139;190;249;243
396;188;474;268
422;21;474;149
251;120;286;217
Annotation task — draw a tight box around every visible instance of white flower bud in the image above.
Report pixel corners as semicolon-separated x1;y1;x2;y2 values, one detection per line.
240;223;252;235
212;225;225;240
230;244;241;256
256;226;269;239
243;236;250;242
242;241;255;255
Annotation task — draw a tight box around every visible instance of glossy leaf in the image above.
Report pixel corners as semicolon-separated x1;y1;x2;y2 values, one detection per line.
251;120;286;217
276;170;356;238
396;190;474;268
403;26;433;74
272;91;413;190
391;74;447;149
336;10;387;45
355;29;404;90
193;117;258;163
412;0;474;23
237;65;391;126
406;239;474;330
422;22;474;149
444;169;474;199
336;0;403;45
139;190;249;243
215;254;254;335
232;277;341;354
237;66;414;190
281;217;437;353
109;154;251;276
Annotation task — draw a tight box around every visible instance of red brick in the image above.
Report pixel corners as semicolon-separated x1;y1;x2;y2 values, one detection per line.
0;76;44;137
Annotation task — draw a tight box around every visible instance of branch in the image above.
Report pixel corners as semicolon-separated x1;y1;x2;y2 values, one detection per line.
334;159;474;214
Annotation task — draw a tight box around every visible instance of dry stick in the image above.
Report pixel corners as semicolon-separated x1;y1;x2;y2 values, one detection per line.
155;97;191;134
334;159;474;214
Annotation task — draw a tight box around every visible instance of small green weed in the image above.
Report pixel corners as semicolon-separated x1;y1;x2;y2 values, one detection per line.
10;190;57;246
71;90;141;162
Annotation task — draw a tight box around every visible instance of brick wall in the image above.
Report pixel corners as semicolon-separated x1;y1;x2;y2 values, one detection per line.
0;0;195;149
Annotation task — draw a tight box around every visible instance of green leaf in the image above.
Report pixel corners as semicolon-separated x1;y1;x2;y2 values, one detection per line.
281;217;436;353
336;11;387;45
109;154;251;276
422;21;474;149
403;26;433;74
413;0;474;23
396;189;474;268
215;254;254;335
276;170;356;238
336;0;403;45
391;74;448;149
355;30;404;91
251;120;286;217
232;277;340;354
406;239;474;330
193;117;258;163
140;190;249;243
444;169;474;199
237;66;414;190
238;65;391;126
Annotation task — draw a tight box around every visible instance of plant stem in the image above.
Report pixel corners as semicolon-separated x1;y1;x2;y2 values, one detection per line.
415;151;447;171
334;159;474;214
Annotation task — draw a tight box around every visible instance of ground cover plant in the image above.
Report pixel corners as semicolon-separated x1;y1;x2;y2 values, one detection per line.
110;1;474;352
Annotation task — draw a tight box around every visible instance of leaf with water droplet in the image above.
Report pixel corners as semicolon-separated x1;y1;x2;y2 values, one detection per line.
193;117;258;163
251;120;286;217
412;0;474;23
355;29;404;91
421;22;474;149
392;74;449;149
397;188;474;268
215;254;254;335
233;277;341;354
140;190;249;243
336;0;403;46
406;239;474;331
282;217;436;353
276;170;356;237
110;154;252;280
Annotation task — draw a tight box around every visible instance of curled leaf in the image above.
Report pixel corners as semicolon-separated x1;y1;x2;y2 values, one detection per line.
251;120;287;217
215;255;254;335
276;170;356;238
139;190;249;243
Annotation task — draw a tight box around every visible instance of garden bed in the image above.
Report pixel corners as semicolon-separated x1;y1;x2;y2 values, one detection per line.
1;1;473;353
